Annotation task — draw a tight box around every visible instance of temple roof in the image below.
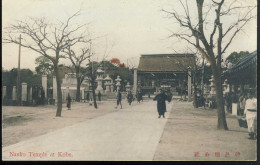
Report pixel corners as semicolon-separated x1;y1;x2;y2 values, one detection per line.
223;50;257;77
222;50;257;85
137;54;195;72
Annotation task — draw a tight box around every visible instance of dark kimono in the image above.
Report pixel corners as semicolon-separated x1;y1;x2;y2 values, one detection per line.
127;93;133;105
153;93;168;115
66;95;71;109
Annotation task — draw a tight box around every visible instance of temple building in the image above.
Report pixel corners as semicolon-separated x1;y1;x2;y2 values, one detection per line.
134;54;195;99
222;50;257;93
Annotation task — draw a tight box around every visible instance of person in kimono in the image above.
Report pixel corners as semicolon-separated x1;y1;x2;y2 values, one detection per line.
66;93;71;110
153;89;169;118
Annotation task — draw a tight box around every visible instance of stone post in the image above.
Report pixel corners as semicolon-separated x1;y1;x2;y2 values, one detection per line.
188;70;192;102
133;68;137;95
12;86;17;101
42;75;47;99
2;86;6;100
28;87;32;103
81;88;85;101
53;76;57;101
21;83;27;103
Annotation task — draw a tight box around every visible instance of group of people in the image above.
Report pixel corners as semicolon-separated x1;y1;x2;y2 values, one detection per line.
115;90;143;109
66;89;173;119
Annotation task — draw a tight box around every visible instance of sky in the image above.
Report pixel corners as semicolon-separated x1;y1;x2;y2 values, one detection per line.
2;0;257;71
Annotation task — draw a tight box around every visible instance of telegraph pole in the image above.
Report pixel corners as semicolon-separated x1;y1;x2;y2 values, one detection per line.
17;34;22;105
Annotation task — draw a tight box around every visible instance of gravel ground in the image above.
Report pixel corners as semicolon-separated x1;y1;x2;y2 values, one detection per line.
2;99;139;147
153;101;257;161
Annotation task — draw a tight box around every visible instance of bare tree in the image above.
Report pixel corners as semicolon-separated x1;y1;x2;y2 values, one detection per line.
163;0;256;129
171;50;203;108
86;40;113;109
4;11;89;117
64;45;91;102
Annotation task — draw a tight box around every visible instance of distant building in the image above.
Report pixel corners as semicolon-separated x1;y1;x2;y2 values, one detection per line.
61;73;90;101
134;54;195;98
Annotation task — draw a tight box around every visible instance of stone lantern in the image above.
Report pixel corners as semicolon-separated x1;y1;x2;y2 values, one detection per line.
222;79;228;94
110;80;115;93
115;75;122;91
104;74;112;93
152;80;155;88
96;68;104;93
209;75;215;95
125;82;131;92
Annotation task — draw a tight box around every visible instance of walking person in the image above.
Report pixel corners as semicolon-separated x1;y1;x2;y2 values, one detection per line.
244;90;257;140
86;92;90;102
239;92;246;116
153;89;169;118
136;91;141;103
127;91;133;105
98;91;102;101
66;93;71;110
115;90;122;109
140;91;143;102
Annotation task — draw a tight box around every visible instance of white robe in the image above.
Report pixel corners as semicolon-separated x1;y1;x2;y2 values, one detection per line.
244;98;257;133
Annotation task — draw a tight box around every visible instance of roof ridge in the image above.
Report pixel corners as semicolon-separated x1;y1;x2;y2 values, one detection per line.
141;54;194;57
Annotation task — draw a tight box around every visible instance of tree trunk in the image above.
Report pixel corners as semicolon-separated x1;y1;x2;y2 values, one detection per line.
201;57;205;97
212;64;228;130
76;77;81;102
193;82;198;108
91;78;98;109
54;64;63;117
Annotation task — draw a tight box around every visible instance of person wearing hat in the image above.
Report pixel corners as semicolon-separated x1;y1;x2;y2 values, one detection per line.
153;89;169;118
244;90;257;139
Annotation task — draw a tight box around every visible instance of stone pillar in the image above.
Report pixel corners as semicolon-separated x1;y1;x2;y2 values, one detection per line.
28;87;32;103
21;83;27;102
133;68;137;95
12;86;17;101
81;88;85;100
188;70;192;102
42;75;47;99
232;103;238;116
2;86;6;100
53;76;57;101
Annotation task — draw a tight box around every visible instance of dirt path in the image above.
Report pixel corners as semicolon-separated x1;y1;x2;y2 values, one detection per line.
153;101;257;161
2;100;140;147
